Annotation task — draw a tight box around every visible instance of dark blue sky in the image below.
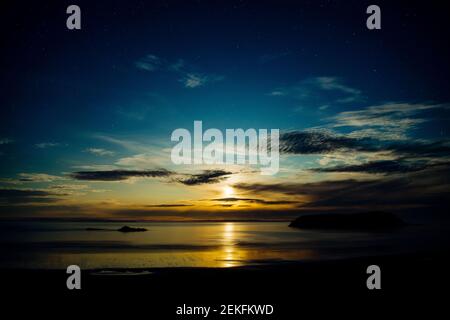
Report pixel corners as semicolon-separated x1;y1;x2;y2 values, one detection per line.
1;1;450;219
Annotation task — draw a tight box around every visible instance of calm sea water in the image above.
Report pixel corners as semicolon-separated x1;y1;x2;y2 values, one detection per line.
0;221;444;269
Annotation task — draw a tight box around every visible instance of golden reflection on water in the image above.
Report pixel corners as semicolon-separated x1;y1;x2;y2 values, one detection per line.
5;222;318;269
221;222;239;267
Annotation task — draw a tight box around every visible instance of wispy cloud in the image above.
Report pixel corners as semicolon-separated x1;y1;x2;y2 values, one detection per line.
145;203;193;208
69;169;173;181
48;184;89;191
135;54;224;88
281;129;450;158
180;73;224;88
314;76;361;103
267;90;286;96
329;102;447;140
135;54;163;71
268;76;362;108
176;170;232;185
68;168;234;185
311;159;430;174
84;148;115;156
115;153;163;168
0;173;68;186
210;197;298;205
181;73;206;88
35;142;60;149
168;59;185;72
0;138;13;145
71;164;118;171
46;184;89;196
281;129;450;177
116;107;149;121
280;130;377;154
18;173;67;182
0;188;66;204
233;164;450;211
94;135;151;153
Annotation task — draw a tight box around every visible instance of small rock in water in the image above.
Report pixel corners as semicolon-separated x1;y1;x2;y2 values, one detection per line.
117;226;147;232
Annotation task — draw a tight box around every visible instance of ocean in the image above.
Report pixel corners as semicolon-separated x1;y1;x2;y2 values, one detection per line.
0;221;444;269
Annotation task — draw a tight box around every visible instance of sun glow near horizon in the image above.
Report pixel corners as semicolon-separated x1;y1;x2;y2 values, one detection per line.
223;186;234;197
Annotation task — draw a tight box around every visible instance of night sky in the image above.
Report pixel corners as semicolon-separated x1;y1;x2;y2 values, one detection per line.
1;0;450;220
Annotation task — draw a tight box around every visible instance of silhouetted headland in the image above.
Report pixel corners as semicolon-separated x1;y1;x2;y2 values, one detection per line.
289;211;405;230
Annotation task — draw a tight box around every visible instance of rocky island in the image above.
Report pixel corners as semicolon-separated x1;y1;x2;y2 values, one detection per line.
117;226;147;232
86;226;148;232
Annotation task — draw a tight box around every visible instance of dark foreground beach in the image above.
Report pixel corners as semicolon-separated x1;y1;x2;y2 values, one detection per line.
3;251;449;318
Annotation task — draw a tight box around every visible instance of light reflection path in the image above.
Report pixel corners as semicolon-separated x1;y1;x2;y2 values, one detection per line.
222;223;237;267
